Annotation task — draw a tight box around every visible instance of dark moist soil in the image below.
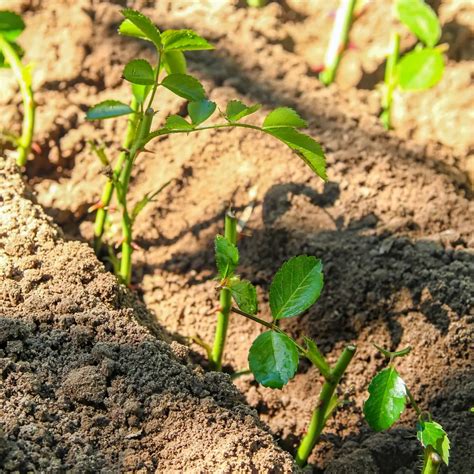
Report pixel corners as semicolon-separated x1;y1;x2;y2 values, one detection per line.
1;0;474;472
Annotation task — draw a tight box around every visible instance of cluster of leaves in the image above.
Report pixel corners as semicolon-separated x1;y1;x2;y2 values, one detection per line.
215;234;324;388
363;346;450;468
394;0;445;91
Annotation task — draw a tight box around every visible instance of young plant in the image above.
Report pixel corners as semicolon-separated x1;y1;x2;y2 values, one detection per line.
210;211;356;466
87;9;327;286
364;345;450;473
381;0;445;129
319;0;357;86
0;11;35;167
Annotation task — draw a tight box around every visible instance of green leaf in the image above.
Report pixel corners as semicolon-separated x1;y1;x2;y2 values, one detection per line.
131;83;151;104
265;127;326;180
397;48;444;91
269;255;324;320
215;234;239;279
163;50;187;74
161;29;213;52
164;115;194;131
123;59;155;85
417;420;450;465
86;100;134;120
0;41;23;68
263;107;307;129
120;9;161;48
188;99;216;125
395;0;441;47
248;331;299;389
0;11;25;42
161;73;206;101
363;367;407;431
225;100;261;122
229;277;258;315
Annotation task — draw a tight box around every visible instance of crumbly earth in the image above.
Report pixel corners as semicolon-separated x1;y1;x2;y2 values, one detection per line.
1;0;473;472
0;157;295;472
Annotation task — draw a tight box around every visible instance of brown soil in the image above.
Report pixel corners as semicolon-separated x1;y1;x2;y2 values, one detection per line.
0;157;295;472
1;0;473;472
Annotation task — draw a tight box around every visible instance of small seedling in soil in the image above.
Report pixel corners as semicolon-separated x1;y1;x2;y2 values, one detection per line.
208;211;356;466
381;0;445;129
319;0;357;86
86;9;327;286
0;11;35;167
364;344;450;474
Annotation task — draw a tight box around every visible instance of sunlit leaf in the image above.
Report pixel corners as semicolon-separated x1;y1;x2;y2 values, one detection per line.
0;11;25;42
120;9;161;48
263;107;307;129
188;99;216;125
417;420;450;465
265;127;327;180
395;0;441;47
228;277;258;315
225;100;261;122
363;367;407;431
161;73;206;101
215;234;239;279
161;29;213;52
269;255;324;320
123;59;155;85
163;50;187;74
248;331;299;389
164;114;193;131
86;100;134;120
397;48;444;91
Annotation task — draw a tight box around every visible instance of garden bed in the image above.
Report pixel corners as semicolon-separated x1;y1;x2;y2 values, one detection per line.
1;0;473;472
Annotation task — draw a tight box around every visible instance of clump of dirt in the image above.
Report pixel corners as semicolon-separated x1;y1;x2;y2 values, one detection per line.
0;157;295;472
1;0;473;472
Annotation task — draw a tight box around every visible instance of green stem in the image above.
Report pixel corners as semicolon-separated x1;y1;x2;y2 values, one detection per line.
93;98;139;254
421;447;442;474
381;31;400;130
118;108;154;285
295;344;356;467
319;0;357;86
247;0;267;6
211;211;238;371
0;35;35;167
406;387;422;416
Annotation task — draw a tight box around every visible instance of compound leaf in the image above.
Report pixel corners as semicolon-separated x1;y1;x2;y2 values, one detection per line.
163;50;187;74
161;29;213;52
120;9;161;48
395;0;441;47
188;99;216;125
249;331;299;389
265;127;327;180
263;107;307;129
0;11;25;42
86;100;134;120
363;367;407;431
225;100;261;122
161;73;206;101
123;59;155;85
398;48;444;91
164;114;193;131
215;234;239;279
417;420;450;465
229;277;258;315
269;255;323;320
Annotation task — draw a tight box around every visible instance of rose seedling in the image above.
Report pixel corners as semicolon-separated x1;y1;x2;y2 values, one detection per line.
381;0;445;129
0;11;35;167
364;345;450;473
208;211;356;466
319;0;357;86
86;9;327;285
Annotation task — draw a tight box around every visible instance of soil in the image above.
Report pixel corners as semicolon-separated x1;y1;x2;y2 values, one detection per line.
1;0;473;472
